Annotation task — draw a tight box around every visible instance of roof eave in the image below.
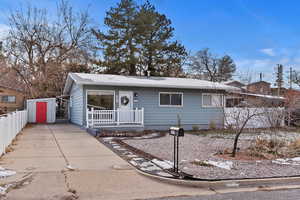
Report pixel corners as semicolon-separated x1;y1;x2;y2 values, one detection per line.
76;81;238;91
63;74;75;95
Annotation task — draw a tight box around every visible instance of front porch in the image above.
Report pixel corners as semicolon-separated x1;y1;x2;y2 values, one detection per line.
86;108;144;128
85;89;144;128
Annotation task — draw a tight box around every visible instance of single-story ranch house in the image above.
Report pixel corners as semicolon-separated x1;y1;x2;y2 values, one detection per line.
63;73;237;130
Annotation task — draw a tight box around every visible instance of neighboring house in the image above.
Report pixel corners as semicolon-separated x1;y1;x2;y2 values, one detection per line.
285;89;300;109
270;87;288;96
222;80;285;107
0;71;25;114
246;81;271;94
225;92;284;107
63;73;237;130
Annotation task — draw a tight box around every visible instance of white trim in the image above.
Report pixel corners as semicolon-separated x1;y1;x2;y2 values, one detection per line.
92;124;144;128
27;98;56;102
159;92;183;107
85;89;116;111
85;90;115;128
202;93;224;108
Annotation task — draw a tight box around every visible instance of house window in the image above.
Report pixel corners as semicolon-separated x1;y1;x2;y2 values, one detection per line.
202;94;223;107
225;98;244;107
159;92;183;107
87;90;114;110
2;95;16;103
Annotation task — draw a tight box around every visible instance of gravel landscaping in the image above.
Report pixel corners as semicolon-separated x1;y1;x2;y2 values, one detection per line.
123;131;300;179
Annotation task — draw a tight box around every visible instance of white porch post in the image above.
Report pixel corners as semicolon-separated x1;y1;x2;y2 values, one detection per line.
117;109;120;126
135;108;138;123
91;107;94;128
141;107;144;126
86;109;89;128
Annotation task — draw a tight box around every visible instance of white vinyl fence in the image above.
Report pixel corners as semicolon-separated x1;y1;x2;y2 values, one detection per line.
0;110;28;156
224;107;285;129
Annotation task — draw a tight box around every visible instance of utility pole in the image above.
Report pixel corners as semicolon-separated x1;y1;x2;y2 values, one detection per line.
259;72;263;82
289;67;293;89
276;64;284;96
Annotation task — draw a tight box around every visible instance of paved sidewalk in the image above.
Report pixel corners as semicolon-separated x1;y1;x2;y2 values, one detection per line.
0;124;214;200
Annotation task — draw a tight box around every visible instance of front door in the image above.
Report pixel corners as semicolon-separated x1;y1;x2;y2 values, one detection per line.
36;102;47;123
119;91;133;123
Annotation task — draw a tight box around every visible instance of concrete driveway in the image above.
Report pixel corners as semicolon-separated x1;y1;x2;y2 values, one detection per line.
0;124;213;200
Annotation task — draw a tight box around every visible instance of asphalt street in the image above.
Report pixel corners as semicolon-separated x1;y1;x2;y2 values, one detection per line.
145;188;300;200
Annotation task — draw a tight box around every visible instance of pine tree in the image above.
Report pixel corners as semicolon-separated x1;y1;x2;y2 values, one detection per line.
93;0;139;75
93;0;187;76
217;55;236;82
135;1;187;76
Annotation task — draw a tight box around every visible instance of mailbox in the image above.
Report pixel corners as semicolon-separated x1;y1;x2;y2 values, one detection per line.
169;127;184;137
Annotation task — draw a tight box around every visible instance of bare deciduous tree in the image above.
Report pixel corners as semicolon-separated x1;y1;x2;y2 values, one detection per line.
188;48;236;82
224;106;262;157
4;0;95;98
236;69;255;85
188;48;218;81
224;101;285;157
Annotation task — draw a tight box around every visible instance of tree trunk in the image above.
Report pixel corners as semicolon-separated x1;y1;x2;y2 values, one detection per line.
232;130;242;157
129;63;136;75
147;53;154;75
231;114;255;157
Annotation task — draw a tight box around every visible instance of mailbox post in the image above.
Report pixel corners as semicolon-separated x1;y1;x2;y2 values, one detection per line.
169;127;184;173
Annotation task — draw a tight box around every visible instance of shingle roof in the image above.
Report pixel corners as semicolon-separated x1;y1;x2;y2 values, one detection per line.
247;81;271;86
63;73;239;95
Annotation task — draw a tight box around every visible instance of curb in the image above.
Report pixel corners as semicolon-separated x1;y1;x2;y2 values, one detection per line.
136;168;300;189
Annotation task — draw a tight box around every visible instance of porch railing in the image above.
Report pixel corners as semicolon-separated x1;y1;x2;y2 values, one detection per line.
86;108;144;128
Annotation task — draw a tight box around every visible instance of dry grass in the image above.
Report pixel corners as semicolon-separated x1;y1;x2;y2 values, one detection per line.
286;139;300;157
247;137;286;159
247;137;300;159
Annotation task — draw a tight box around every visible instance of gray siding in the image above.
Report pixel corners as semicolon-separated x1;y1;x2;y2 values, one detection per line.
82;85;224;130
136;88;223;130
70;83;84;126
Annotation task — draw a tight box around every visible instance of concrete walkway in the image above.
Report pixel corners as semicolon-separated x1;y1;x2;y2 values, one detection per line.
0;124;214;200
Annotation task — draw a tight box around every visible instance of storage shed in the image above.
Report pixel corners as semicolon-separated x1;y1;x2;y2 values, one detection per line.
27;98;56;123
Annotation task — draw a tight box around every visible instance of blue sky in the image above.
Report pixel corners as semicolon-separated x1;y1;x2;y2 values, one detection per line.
0;0;299;88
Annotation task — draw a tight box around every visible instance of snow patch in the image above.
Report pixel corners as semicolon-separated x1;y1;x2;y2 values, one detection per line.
132;157;144;161
140;166;161;171
291;157;300;162
66;165;76;171
129;161;138;166
151;159;173;169
103;137;113;141
156;172;173;177
272;157;300;166
204;160;233;170
0;184;12;195
140;162;153;167
0;167;16;178
127;154;138;158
